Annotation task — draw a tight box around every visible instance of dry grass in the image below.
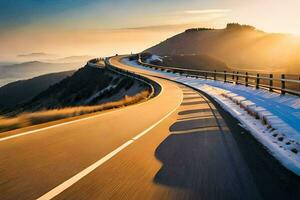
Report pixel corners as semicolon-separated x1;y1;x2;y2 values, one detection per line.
0;90;150;133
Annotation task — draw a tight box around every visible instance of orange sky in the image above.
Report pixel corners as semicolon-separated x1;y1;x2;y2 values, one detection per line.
1;0;300;61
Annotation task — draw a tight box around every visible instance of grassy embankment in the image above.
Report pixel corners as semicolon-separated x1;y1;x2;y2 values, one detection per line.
0;90;150;133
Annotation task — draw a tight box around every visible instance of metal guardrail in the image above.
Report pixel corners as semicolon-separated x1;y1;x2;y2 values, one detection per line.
105;58;155;99
138;57;300;96
87;57;156;99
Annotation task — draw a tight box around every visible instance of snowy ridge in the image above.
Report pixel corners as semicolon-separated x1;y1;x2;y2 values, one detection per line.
122;58;300;176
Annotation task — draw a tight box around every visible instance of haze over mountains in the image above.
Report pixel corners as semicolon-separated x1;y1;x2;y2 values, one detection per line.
146;23;300;74
44;55;94;63
15;53;93;63
0;54;94;87
0;61;80;87
17;52;56;59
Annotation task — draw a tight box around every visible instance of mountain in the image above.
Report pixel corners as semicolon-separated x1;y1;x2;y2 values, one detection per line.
17;52;56;59
45;55;94;63
145;23;300;74
13;65;148;113
0;61;81;86
0;71;75;112
15;53;92;64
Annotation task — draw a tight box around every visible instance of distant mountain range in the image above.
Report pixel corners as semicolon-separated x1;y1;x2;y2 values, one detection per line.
16;53;93;63
145;23;300;74
44;55;94;63
17;52;56;59
0;70;75;112
0;61;81;87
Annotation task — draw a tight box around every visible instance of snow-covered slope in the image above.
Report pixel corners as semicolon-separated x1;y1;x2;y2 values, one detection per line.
123;58;300;176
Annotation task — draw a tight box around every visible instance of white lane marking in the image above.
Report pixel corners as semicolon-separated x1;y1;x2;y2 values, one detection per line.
0;80;164;143
36;87;182;200
36;140;134;200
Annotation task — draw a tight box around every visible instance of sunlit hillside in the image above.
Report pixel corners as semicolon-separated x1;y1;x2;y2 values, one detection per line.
146;23;300;74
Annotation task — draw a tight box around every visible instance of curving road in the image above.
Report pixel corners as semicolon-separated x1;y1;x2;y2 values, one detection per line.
1;56;300;200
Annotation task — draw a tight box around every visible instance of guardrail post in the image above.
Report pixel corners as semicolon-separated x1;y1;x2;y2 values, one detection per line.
256;73;260;89
205;72;207;79
299;76;300;91
214;70;216;81
224;71;227;82
281;74;286;95
232;71;235;82
245;72;249;87
269;74;273;92
236;71;239;84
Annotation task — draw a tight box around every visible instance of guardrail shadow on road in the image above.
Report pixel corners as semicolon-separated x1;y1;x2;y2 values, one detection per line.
153;91;300;199
153;104;251;199
181;101;206;106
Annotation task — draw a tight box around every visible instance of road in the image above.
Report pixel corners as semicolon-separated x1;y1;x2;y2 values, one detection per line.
1;56;300;200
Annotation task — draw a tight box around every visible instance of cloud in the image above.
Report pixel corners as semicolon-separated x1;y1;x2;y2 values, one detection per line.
183;9;231;15
166;9;231;16
120;23;197;32
119;9;231;32
158;8;230;26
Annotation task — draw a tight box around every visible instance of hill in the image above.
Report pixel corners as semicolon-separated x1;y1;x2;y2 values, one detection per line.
12;65;149;114
145;23;300;74
0;71;75;112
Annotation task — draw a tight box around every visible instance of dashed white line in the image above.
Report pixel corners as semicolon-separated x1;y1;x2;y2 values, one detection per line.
36;88;182;200
36;140;134;200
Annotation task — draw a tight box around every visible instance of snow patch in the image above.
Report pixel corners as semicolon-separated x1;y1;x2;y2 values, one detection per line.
145;54;162;63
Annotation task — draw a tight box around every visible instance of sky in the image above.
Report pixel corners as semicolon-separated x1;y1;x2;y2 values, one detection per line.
1;0;300;61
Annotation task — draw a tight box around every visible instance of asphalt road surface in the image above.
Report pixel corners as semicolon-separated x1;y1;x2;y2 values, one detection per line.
1;56;300;200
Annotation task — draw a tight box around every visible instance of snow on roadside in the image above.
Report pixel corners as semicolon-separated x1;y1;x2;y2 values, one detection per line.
145;54;162;63
183;80;300;176
122;58;300;176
